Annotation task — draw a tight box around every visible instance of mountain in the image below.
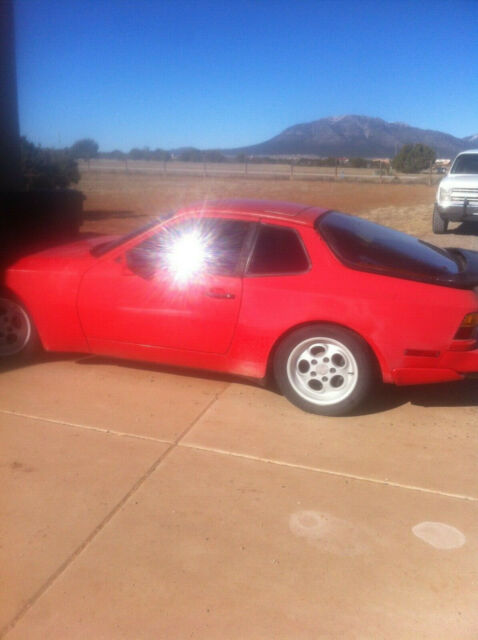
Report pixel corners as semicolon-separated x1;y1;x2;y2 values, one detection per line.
225;115;474;158
463;133;478;146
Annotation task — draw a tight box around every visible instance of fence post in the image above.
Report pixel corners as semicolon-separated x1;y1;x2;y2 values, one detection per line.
290;162;294;179
379;161;383;184
429;160;432;186
335;158;338;180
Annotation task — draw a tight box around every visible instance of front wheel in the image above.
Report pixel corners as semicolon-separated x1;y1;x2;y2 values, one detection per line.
0;295;40;362
432;205;448;234
273;325;376;416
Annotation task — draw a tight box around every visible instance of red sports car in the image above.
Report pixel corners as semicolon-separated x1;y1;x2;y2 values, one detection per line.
2;199;478;415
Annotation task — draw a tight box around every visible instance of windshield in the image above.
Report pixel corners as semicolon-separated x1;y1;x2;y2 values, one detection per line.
317;211;461;283
90;212;174;257
451;154;478;175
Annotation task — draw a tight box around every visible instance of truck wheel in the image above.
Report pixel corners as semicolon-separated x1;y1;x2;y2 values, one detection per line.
432;205;448;234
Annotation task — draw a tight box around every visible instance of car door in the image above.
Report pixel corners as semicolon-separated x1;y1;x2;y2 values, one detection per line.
78;216;255;354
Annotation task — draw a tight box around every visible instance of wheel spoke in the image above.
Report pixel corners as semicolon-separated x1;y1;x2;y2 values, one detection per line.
329;349;347;368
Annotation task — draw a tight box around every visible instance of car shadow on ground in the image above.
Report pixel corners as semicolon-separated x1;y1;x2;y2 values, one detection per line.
2;354;477;415
355;379;478;415
75;354;260;388
73;355;478;415
83;209;139;221
0;352;79;375
449;221;478;235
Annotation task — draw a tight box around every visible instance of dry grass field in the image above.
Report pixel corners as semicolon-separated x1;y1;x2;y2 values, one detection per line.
79;170;437;235
78;169;478;249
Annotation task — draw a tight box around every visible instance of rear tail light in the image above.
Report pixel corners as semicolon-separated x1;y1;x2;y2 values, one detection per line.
454;312;478;340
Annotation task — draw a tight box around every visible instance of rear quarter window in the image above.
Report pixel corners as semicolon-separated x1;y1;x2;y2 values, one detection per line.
317;211;460;283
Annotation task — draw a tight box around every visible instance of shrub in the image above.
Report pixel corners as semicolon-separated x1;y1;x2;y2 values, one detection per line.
20;137;80;190
392;144;436;173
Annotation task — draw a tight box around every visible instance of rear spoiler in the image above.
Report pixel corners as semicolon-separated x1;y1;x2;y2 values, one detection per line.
446;249;478;289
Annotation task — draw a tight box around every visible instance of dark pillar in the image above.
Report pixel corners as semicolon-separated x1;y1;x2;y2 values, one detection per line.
0;0;83;254
0;0;21;191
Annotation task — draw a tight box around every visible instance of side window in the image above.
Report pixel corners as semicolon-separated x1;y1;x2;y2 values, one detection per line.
132;217;252;277
247;225;309;275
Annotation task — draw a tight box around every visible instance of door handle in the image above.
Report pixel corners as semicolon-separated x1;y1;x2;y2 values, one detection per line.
205;288;236;300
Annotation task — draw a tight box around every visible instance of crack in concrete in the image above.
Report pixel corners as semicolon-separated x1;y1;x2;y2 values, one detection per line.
2;408;476;504
178;443;478;503
0;409;173;444
0;386;229;638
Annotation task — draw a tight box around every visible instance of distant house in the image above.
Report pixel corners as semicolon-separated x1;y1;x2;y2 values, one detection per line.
370;158;391;165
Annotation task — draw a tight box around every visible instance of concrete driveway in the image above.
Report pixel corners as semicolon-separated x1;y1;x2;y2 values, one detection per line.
1;355;477;639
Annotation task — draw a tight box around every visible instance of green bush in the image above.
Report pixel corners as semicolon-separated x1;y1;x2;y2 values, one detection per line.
20;137;80;190
70;138;99;160
349;157;367;168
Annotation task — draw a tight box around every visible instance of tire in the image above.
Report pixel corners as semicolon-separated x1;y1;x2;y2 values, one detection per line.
432;205;448;234
0;294;40;362
273;324;376;416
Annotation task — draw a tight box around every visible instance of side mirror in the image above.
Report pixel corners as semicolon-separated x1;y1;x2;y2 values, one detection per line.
125;247;158;279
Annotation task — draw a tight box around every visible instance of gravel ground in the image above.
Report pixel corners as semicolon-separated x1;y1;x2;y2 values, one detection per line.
363;204;478;251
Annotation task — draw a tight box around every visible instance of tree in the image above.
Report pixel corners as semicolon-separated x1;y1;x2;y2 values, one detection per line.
177;148;203;162
203;150;226;163
349;157;367;168
151;148;171;161
70;138;99;161
20;137;80;189
392;143;436;174
128;147;148;160
101;149;126;160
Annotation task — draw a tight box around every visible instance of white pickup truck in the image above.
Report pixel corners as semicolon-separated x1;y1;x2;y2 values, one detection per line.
433;149;478;233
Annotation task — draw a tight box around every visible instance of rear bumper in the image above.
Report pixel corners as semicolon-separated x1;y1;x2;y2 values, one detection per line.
391;346;478;385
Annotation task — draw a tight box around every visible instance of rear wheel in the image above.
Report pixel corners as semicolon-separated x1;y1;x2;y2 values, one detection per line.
274;325;376;416
0;296;39;361
432;205;448;234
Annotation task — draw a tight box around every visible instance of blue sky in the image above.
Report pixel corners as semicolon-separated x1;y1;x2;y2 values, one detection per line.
15;0;478;151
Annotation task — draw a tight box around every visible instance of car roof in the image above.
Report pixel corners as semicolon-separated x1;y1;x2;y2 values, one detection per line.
176;199;329;227
456;149;478;156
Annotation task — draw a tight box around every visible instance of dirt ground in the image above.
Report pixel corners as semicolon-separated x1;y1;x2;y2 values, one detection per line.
78;171;478;250
79;171;437;234
78;170;478;250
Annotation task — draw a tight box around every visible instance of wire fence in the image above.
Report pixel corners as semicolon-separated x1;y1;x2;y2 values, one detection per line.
79;159;442;185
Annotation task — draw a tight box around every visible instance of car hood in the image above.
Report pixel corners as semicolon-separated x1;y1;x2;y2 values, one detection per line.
3;234;120;272
440;174;478;189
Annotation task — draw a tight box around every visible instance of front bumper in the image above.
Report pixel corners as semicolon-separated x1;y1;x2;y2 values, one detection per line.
436;201;478;222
